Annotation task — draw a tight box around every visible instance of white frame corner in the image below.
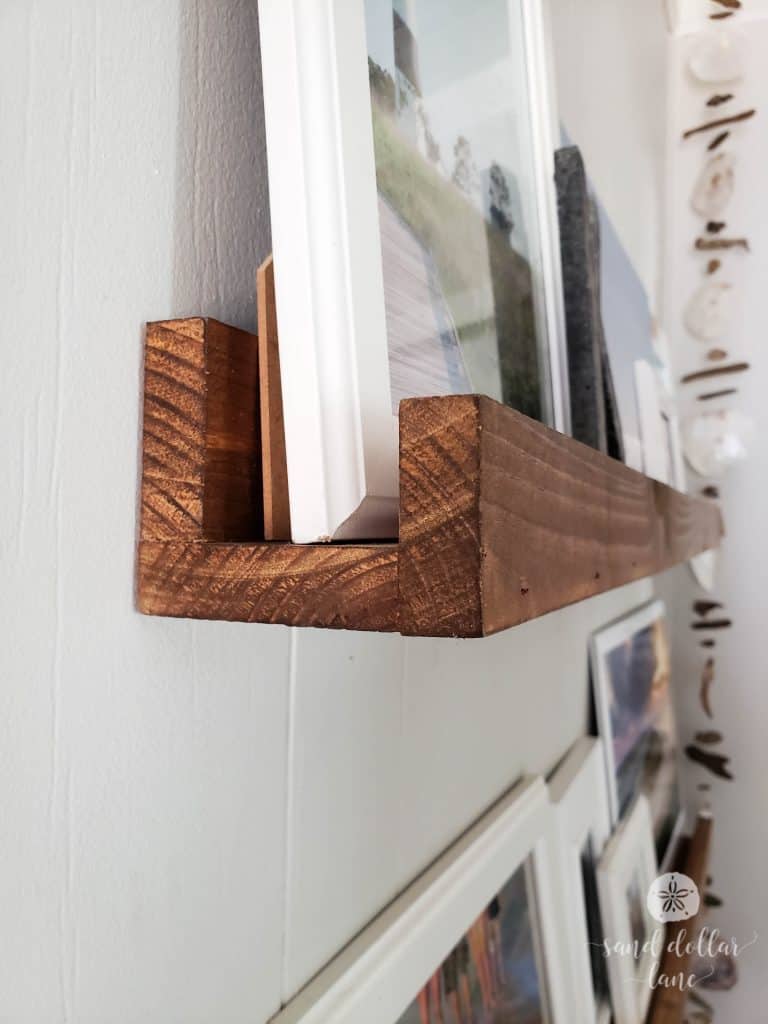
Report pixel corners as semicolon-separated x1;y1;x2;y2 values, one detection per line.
549;737;613;1024
597;795;661;1024
271;776;571;1024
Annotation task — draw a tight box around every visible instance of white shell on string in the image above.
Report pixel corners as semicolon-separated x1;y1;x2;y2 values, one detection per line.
682;409;752;477
691;153;735;218
689;550;717;592
684;282;734;341
688;30;745;84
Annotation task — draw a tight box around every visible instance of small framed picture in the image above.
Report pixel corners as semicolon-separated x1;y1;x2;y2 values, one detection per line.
597;795;661;1024
258;0;570;541
270;777;571;1023
549;737;613;1024
590;599;685;871
634;360;685;489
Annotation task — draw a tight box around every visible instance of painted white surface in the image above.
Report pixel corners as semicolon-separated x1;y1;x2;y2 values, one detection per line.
655;17;768;1013
277;778;571;1024
0;4;288;1023
283;580;653;999
548;0;669;308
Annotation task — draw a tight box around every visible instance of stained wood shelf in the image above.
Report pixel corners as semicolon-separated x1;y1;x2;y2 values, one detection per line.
137;317;723;637
647;812;714;1024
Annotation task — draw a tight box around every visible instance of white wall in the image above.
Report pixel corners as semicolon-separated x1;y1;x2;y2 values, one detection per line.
0;2;669;1022
548;0;669;309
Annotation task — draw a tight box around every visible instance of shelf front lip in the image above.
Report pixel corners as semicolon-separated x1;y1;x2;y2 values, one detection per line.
397;395;724;638
137;320;724;637
138;540;401;632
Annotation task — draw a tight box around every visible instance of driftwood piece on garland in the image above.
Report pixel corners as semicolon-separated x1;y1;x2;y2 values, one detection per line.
695;730;724;745
708;130;730;150
707;94;734;107
686;744;733;780
698;387;738;401
683;108;756;140
700;657;716;718
681;362;749;384
695;236;750;252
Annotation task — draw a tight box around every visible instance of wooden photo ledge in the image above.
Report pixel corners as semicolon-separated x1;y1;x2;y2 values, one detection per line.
137;290;723;637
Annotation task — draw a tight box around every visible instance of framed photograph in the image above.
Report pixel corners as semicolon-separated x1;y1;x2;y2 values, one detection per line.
634;360;685;489
270;777;571;1023
549;737;613;1024
259;0;569;541
590;599;685;871
597;795;660;1024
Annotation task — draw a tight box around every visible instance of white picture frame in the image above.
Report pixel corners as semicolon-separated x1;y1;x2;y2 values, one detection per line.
590;599;686;873
549;737;613;1024
597;795;661;1024
258;0;570;542
270;777;571;1023
634;359;686;489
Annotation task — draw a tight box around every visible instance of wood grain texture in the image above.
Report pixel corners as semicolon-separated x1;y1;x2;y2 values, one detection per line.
399;395;483;636
257;257;292;540
139;317;397;631
141;318;262;543
398;396;723;637
138;540;398;631
648;814;714;1024
138;330;723;635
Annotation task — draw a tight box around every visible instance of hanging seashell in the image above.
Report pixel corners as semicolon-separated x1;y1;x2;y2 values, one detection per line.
688;30;745;83
699;657;715;718
684;281;733;341
683;408;753;477
690;550;717;591
691;153;735;218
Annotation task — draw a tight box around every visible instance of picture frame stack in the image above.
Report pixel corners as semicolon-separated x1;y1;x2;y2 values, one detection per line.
258;0;570;542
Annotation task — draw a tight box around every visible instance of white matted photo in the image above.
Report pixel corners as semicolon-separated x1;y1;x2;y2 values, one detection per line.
597;795;661;1024
549;737;613;1024
258;0;569;541
634;360;685;489
590;599;685;872
270;777;571;1024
